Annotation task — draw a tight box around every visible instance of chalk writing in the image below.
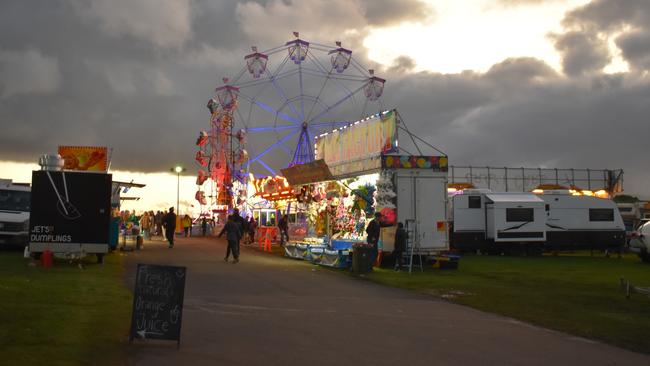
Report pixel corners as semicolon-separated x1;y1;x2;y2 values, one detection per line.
129;264;186;346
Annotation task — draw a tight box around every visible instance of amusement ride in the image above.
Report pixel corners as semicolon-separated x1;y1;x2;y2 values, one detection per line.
194;32;386;213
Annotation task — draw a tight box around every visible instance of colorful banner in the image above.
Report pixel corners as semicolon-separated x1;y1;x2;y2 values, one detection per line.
315;110;397;166
58;146;108;171
382;155;448;171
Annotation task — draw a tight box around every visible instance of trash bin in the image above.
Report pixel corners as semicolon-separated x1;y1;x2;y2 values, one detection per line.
136;235;143;250
352;246;374;273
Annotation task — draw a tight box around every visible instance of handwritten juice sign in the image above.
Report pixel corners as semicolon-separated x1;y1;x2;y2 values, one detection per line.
129;264;187;347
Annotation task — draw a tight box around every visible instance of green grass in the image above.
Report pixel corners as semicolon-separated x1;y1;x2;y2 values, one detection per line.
0;251;132;366
364;253;650;353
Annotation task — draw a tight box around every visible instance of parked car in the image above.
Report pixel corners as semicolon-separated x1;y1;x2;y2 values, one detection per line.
628;220;650;263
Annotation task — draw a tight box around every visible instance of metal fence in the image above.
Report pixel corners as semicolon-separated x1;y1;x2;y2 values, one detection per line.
449;166;624;194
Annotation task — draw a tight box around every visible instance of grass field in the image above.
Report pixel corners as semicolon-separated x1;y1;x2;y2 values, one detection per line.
0;251;132;366
364;253;650;354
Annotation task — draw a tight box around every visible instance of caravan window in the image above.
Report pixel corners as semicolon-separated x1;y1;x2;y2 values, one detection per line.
589;208;614;222
468;196;481;209
506;208;534;222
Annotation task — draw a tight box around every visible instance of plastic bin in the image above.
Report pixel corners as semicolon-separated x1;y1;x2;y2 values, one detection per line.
352;246;374;273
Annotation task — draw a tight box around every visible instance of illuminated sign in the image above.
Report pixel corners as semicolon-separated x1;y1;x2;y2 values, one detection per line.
58;146;108;172
252;176;295;201
315;110;397;166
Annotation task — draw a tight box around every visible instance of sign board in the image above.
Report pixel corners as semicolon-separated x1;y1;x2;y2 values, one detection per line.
281;159;333;186
315;110;397;166
382;155;448;171
130;264;186;347
29;171;111;253
58;146;108;171
329;155;382;179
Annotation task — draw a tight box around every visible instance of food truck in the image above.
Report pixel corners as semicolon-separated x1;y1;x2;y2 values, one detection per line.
29;151;112;262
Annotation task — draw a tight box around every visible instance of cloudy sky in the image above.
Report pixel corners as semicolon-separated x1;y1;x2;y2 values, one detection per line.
1;0;649;211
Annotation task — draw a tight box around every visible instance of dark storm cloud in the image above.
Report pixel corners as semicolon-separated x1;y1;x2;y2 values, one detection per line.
1;0;650;196
362;0;434;26
561;0;650;71
552;31;610;76
388;56;417;74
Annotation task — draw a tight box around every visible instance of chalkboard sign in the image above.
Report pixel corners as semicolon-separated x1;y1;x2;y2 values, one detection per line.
129;264;187;347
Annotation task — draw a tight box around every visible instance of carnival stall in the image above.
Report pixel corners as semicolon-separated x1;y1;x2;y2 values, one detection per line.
279;110;450;269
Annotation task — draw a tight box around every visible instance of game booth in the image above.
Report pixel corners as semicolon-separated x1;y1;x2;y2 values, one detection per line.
262;110;451;269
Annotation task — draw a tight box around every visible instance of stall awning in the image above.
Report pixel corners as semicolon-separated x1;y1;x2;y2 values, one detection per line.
281;159;333;186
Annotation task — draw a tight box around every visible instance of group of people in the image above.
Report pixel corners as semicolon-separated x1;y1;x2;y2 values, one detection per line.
121;206;405;270
117;208;200;249
365;211;408;271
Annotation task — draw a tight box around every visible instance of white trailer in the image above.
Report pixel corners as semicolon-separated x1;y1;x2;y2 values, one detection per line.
451;191;546;253
451;190;626;252
390;169;448;254
540;191;625;250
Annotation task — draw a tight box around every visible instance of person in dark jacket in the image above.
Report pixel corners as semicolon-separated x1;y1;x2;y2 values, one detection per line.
218;215;242;263
231;208;245;244
163;207;177;248
248;217;257;244
366;212;382;264
394;222;407;271
278;214;289;246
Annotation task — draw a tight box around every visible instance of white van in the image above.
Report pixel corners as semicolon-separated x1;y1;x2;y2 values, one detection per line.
0;179;30;247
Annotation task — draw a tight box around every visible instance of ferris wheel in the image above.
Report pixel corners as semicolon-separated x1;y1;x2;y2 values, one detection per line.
217;32;386;175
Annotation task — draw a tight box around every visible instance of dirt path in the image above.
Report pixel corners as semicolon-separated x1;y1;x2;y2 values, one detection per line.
123;236;650;366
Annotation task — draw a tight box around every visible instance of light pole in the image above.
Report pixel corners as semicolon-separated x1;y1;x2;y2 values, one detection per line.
171;165;186;215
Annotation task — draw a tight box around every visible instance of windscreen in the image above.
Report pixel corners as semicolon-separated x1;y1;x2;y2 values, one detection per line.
0;189;31;212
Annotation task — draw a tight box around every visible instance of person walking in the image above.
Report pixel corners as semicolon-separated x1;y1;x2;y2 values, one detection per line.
366;212;382;266
248;217;257;244
278;214;289;246
163;207;177;248
154;211;163;237
201;217;208;237
393;222;407;271
231;208;245;245
218;215;242;263
182;215;192;237
140;211;151;240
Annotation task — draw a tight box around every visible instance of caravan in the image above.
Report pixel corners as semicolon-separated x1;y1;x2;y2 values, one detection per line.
450;190;625;253
450;190;546;254
540;191;625;250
